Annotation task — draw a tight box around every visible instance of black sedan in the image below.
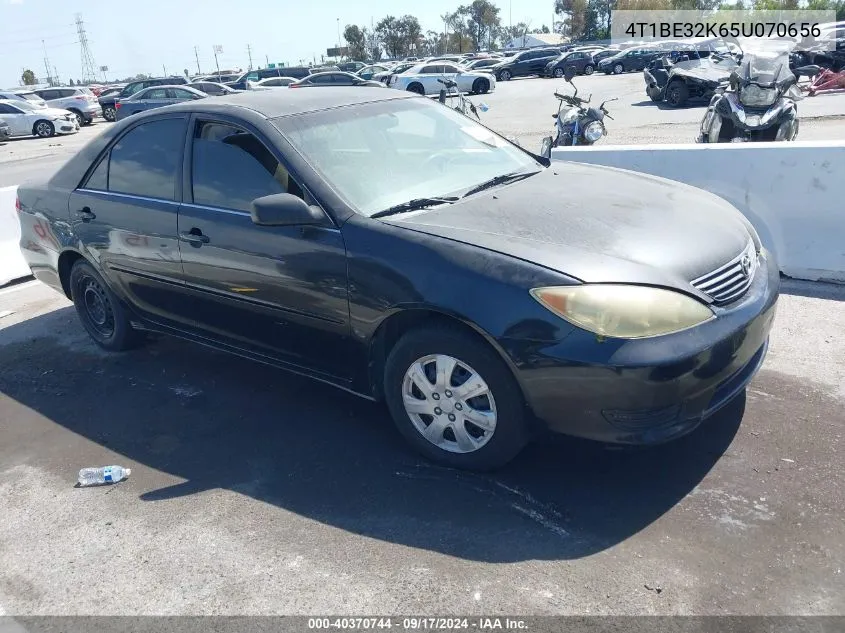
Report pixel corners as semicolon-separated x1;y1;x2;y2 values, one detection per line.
289;72;383;88
16;88;778;470
543;50;600;77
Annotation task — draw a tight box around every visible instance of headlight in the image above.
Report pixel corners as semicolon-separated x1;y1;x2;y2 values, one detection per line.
560;108;579;124
530;285;715;339
739;84;777;107
583;120;605;142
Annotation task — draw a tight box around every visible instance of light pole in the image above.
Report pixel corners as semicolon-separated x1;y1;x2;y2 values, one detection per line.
336;17;341;59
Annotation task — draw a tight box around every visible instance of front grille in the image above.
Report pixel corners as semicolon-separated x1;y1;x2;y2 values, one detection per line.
691;241;757;305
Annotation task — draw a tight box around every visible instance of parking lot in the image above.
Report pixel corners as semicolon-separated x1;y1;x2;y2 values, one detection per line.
1;76;844;616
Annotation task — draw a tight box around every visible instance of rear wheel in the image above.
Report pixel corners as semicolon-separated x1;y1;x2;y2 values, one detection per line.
407;82;425;95
70;260;143;352
472;78;489;94
498;69;512;81
102;106;116;121
33;120;54;138
666;80;689;107
583;64;595;75
384;325;528;471
69;109;85;127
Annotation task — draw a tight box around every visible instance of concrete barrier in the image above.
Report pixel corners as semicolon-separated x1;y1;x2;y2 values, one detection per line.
0;185;31;287
552;141;845;283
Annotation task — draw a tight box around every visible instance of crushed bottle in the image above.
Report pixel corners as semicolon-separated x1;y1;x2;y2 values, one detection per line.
77;465;131;487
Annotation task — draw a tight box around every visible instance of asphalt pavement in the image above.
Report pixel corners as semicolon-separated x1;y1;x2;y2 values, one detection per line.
0;77;844;617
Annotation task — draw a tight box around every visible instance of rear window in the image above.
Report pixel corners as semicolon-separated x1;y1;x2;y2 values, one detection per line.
19;92;42;102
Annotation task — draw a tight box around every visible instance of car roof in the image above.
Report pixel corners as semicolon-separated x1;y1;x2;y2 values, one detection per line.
161;85;415;119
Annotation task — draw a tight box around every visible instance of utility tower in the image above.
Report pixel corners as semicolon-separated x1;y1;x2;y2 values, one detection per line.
75;14;99;83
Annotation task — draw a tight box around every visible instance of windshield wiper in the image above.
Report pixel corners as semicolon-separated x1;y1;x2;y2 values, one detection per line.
460;170;541;199
370;196;459;219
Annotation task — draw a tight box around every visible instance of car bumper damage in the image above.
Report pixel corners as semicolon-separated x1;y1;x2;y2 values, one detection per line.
505;249;779;445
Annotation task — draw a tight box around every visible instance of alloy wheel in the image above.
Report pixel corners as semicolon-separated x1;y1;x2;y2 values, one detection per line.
554;67;564;78
402;354;497;454
613;63;623;74
35;122;53;137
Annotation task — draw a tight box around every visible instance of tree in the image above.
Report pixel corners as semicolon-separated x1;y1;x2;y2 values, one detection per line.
376;15;403;58
446;6;472;52
344;24;368;60
397;15;422;56
467;0;501;50
21;69;36;85
69;78;75;86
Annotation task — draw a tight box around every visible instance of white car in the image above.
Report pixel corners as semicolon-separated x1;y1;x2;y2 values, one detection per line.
0;90;46;108
31;86;100;126
252;76;298;88
389;62;496;96
0;99;79;138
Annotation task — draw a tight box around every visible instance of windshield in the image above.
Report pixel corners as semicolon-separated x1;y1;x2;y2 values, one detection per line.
276;98;540;217
737;51;792;85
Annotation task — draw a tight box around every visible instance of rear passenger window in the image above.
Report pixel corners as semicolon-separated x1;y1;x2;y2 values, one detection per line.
191;121;305;213
109;118;186;200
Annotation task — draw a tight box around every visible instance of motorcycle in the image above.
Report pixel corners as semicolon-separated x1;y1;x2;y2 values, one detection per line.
697;46;819;143
539;66;616;157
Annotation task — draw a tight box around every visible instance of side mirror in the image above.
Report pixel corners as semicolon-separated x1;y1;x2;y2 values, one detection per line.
251;193;327;227
564;66;576;82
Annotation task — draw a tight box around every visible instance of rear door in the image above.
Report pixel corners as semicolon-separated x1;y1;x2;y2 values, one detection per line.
176;116;352;378
69;115;192;327
532;51;557;74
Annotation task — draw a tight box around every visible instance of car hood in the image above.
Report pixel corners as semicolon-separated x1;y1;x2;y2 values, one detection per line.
671;59;737;83
381;165;754;297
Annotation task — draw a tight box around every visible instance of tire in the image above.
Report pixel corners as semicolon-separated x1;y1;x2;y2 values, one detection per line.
583;64;595;75
69;259;143;352
383;325;528;471
69;109;85;127
498;69;512;81
102;106;116;122
553;67;564;78
613;63;624;75
33;120;54;138
666;81;689;107
647;85;663;102
406;82;425;95
472;78;489;94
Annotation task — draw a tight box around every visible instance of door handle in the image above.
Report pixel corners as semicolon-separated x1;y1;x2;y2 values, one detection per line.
75;207;96;221
179;228;210;245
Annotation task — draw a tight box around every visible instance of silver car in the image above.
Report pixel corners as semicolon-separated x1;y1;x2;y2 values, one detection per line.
32;86;100;126
0;90;46;109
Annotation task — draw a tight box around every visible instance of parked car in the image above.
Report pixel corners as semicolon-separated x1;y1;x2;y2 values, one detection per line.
338;61;367;73
599;47;663;74
187;81;239;96
491;48;560;81
196;73;241;84
115;85;206;121
252;76;298;88
32;86;100;126
289;72;383;88
0;90;46;108
356;64;391;80
463;58;501;72
372;62;415;83
226;67;311;90
543;50;599;77
590;49;620;66
99;76;188;121
15;88;777;470
389;62;496;95
0;99;79;138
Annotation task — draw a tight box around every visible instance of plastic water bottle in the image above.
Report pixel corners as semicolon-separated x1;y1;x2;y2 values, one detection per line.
478;102;490;112
77;465;131;487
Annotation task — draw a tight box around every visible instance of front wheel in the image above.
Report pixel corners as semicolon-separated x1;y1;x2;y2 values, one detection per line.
70;260;144;351
553;67;564;78
33;120;54;138
666;81;689;107
613;63;624;75
384;325;528;471
583;64;595;76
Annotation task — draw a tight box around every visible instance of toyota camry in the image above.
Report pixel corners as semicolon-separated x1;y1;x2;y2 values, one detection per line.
15;88;778;470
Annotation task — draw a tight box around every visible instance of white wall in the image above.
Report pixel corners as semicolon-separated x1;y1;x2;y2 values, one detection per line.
0;185;31;287
552;141;845;283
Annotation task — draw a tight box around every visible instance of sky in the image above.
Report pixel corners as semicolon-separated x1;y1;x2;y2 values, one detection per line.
1;0;558;88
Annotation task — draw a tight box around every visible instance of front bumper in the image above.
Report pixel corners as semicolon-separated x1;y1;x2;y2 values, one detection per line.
509;249;779;445
56;118;80;134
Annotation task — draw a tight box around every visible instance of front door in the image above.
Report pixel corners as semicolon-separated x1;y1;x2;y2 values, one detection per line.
0;103;29;136
69;115;191;327
176;117;352;381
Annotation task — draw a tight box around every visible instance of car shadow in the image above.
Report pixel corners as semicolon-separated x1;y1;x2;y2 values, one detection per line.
630;99;707;109
780;276;845;301
0;306;743;563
